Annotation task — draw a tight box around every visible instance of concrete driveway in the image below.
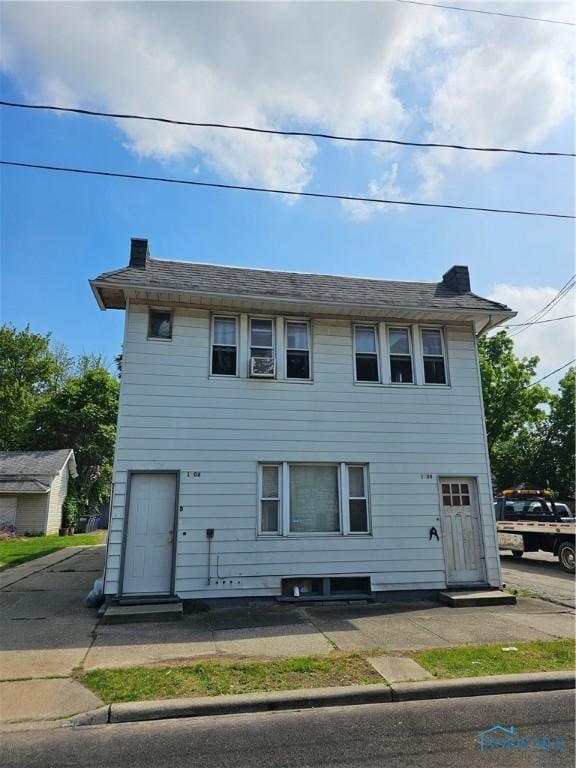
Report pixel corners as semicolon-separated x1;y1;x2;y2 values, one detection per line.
501;551;575;609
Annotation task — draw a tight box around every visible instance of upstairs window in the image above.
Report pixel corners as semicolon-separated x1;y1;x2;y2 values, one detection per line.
422;329;447;384
388;328;413;383
212;316;238;375
250;318;275;358
354;325;379;382
148;309;172;340
286;321;310;379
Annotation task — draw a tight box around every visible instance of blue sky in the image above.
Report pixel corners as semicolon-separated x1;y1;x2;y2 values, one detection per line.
1;2;574;385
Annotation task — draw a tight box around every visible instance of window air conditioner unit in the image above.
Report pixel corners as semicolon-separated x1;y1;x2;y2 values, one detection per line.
250;356;276;378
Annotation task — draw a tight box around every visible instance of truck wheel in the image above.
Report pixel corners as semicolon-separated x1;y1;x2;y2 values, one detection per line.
511;551;524;558
557;542;575;573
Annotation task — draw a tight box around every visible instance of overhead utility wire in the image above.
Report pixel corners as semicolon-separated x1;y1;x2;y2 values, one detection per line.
509;277;576;337
509;275;575;336
527;360;576;387
394;0;576;26
501;314;576;328
1;100;574;158
2;160;575;220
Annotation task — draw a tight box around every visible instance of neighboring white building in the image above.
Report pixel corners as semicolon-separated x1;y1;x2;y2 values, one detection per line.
91;239;515;603
0;449;77;535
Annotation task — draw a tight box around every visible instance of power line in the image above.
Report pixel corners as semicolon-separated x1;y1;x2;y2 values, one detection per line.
501;313;576;328
2;159;575;220
527;360;576;387
509;276;576;337
395;0;576;26
1;100;574;158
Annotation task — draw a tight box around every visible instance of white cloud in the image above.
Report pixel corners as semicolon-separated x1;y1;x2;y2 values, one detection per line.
488;283;575;390
1;2;574;204
341;162;404;220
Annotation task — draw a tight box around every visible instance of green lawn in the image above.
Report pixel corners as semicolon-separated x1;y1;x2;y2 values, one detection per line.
78;653;383;704
411;639;575;679
0;532;106;570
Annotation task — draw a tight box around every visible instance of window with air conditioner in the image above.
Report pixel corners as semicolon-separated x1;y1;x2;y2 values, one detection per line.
250;318;275;377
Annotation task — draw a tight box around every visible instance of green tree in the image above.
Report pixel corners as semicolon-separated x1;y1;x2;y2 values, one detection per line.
0;325;69;450
27;368;120;509
478;332;549;452
538;368;575;498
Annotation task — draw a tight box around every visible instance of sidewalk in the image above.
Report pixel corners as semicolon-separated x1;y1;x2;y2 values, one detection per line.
1;546;574;725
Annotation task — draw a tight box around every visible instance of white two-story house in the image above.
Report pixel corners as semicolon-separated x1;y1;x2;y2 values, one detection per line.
91;239;514;604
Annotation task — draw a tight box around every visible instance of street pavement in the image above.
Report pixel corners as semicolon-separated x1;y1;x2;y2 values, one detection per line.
501;551;575;609
3;690;574;767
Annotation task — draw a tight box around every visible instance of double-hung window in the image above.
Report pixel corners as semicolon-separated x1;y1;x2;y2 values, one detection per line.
388;327;413;383
347;465;370;533
250;318;275;358
259;465;281;533
421;329;447;384
286;321;310;379
148;309;173;340
354;325;379;382
211;316;238;375
258;463;371;536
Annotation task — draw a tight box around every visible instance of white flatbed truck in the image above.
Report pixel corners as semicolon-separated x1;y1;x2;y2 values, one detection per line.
495;488;575;573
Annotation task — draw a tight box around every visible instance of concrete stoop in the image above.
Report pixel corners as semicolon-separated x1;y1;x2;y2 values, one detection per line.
101;602;183;624
438;590;516;607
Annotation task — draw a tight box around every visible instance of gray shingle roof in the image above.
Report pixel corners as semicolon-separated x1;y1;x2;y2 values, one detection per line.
0;450;75;478
0;479;50;494
92;259;511;313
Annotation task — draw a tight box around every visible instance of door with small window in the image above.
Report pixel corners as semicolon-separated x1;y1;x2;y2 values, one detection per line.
439;478;485;585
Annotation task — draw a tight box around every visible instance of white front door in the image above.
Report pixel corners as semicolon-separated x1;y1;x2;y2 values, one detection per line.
122;473;177;596
440;477;485;585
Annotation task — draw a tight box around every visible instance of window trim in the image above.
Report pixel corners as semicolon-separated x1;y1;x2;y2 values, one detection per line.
387;326;415;385
285;319;312;381
353;323;381;384
147;308;174;341
421;327;449;386
211;314;239;377
257;462;372;537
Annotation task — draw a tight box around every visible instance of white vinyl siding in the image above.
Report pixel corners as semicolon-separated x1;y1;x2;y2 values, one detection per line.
103;305;499;598
46;465;70;534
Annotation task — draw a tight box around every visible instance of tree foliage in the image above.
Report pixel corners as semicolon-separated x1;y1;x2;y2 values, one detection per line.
479;332;575;498
478;332;549;451
0;324;120;509
0;325;70;450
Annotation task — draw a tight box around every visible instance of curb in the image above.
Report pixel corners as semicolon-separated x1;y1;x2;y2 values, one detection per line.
71;671;575;726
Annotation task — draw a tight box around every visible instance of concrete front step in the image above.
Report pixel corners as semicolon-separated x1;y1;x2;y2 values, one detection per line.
102;602;183;624
438;590;516;607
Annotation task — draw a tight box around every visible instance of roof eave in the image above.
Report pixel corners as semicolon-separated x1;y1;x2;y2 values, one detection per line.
89;279;514;322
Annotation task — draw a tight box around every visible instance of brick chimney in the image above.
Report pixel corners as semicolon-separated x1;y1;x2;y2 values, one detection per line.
442;265;470;294
129;238;150;269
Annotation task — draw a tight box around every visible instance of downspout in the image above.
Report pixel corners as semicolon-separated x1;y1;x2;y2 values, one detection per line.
475;314;493;338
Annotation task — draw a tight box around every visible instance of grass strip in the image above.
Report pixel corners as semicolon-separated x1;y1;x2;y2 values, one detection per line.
78;653;383;704
411;639;575;679
0;532;106;569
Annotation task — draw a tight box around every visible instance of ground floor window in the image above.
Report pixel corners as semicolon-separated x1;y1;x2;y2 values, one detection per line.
258;462;371;536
